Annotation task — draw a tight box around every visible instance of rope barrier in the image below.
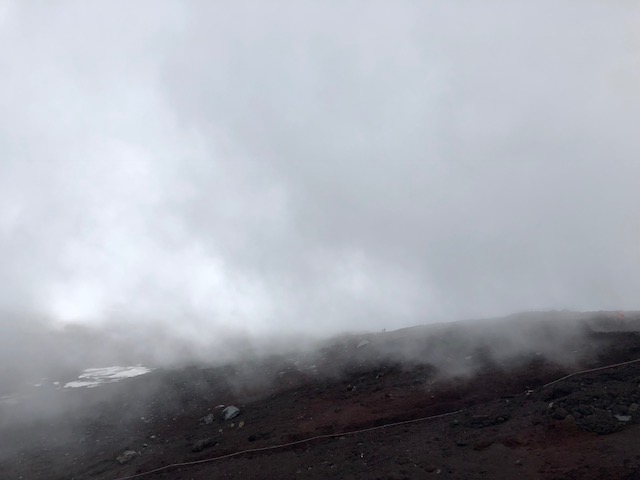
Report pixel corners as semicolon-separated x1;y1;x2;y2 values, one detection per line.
541;357;640;389
111;409;463;480
111;356;640;480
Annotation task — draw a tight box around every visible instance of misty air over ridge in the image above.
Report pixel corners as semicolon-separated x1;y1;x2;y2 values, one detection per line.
1;1;639;355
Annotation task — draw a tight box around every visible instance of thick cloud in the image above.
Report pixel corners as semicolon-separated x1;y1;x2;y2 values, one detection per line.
1;1;639;340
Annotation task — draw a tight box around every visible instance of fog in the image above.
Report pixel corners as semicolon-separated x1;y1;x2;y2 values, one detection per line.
1;0;639;359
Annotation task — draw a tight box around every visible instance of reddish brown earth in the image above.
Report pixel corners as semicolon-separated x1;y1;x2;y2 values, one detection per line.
3;312;640;480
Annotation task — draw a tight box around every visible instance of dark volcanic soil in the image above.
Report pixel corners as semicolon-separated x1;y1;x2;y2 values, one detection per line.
4;312;640;480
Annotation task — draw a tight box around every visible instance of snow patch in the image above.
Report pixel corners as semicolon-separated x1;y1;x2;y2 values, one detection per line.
64;365;152;388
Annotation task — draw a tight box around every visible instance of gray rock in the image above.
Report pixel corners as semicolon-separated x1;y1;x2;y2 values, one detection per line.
116;450;138;465
222;405;240;421
192;437;217;453
615;415;632;422
200;413;215;425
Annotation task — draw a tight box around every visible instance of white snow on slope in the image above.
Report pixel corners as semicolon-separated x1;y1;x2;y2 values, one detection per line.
64;365;152;388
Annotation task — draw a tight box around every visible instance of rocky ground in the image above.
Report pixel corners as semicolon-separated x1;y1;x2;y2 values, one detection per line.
3;311;640;479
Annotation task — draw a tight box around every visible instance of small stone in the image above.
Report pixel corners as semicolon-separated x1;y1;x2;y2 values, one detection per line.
191;438;217;453
116;450;138;465
200;413;215;425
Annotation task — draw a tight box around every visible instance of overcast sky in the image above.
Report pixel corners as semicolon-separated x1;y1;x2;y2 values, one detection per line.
1;1;639;339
